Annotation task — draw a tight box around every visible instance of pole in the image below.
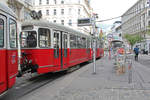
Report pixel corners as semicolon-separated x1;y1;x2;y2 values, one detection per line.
109;41;111;60
92;14;96;74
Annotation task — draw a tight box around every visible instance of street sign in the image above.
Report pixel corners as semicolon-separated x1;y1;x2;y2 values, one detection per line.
77;18;92;26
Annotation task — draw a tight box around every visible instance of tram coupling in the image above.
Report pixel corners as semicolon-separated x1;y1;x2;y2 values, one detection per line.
17;52;38;77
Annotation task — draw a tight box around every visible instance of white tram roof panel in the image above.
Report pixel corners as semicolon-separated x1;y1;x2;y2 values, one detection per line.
22;20;91;37
0;2;17;18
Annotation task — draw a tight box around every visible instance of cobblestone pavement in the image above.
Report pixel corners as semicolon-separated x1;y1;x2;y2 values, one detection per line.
19;55;150;100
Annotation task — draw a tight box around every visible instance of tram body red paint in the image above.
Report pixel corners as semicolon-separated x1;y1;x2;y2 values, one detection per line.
0;3;18;96
0;50;7;94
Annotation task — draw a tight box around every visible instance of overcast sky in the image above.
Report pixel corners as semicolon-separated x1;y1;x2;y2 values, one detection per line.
91;0;138;30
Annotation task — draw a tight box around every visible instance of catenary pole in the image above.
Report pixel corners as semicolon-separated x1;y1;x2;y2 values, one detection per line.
92;13;97;74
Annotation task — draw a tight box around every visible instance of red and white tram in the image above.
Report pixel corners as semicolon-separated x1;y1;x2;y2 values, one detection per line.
0;3;18;96
19;20;97;75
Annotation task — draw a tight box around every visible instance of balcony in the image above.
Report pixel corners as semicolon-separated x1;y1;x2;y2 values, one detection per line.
8;0;32;9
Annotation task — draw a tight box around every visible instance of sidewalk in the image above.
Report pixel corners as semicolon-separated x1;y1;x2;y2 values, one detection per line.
20;56;150;100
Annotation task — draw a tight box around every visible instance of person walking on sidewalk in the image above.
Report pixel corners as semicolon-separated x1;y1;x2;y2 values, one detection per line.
133;46;139;61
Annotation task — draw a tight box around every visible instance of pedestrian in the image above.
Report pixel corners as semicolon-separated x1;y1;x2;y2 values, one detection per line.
133;46;139;61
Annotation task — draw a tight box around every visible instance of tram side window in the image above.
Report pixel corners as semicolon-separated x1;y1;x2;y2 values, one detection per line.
70;34;76;48
99;41;102;48
77;36;82;48
97;41;99;48
100;41;104;48
53;32;59;58
9;19;17;48
87;39;90;48
21;31;37;48
0;19;4;47
82;37;86;48
39;28;51;48
53;32;59;49
63;33;68;49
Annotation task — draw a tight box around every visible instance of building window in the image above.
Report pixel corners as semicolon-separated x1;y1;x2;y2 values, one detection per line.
78;9;80;15
54;9;57;15
47;0;49;4
61;0;64;4
148;10;150;16
69;19;72;26
61;20;64;25
78;0;80;4
39;0;42;5
61;9;64;15
46;10;49;15
54;0;57;4
148;21;150;26
69;8;72;15
53;20;56;23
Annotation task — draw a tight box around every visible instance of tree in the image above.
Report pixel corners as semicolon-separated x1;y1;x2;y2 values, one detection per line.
147;27;150;35
124;34;144;48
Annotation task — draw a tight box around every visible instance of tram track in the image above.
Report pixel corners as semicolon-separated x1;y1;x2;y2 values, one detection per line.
2;62;89;100
2;71;68;100
17;72;67;99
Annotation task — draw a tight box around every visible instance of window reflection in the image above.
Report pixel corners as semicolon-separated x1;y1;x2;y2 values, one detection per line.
9;19;17;48
0;19;4;47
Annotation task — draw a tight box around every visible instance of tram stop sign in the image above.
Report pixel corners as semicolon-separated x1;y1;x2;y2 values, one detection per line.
77;18;92;26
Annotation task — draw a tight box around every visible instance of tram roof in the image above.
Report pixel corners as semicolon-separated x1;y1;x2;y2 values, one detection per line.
22;20;91;37
0;2;17;18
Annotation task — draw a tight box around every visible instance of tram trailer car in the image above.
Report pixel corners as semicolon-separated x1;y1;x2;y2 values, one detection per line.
0;3;18;96
99;40;104;58
18;20;94;75
94;38;104;59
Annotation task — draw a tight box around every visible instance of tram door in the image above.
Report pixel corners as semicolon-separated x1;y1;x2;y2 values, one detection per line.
53;31;61;68
61;32;68;69
0;14;7;93
87;39;91;59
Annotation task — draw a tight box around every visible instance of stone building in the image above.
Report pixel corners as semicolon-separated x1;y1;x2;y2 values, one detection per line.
122;0;150;52
33;0;92;34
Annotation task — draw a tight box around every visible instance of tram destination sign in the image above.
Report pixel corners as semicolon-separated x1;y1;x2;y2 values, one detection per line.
77;18;92;26
22;25;33;30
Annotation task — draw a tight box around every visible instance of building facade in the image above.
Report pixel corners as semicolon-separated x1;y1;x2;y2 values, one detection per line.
111;21;122;41
122;0;150;52
2;0;33;32
33;0;92;34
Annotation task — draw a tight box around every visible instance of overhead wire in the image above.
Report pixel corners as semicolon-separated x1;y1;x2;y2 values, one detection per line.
96;6;150;22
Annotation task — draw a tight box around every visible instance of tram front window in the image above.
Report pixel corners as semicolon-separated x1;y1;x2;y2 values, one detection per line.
21;31;37;48
0;19;4;47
